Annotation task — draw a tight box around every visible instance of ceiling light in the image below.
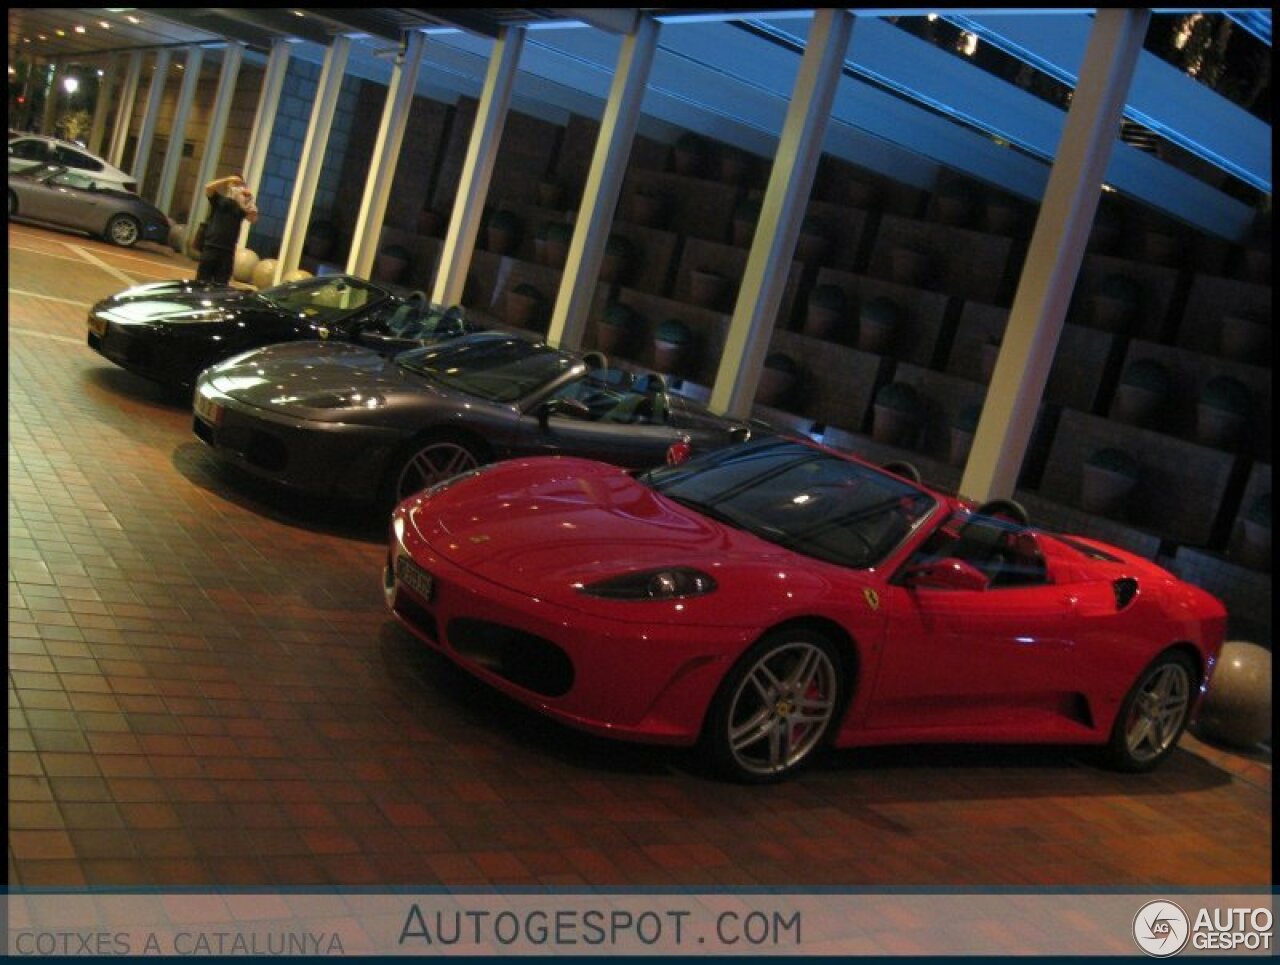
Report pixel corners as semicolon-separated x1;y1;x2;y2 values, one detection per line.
126;16;141;25
55;29;66;37
100;21;111;29
75;25;87;34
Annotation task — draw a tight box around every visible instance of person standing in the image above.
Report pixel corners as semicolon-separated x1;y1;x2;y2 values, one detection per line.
195;174;259;285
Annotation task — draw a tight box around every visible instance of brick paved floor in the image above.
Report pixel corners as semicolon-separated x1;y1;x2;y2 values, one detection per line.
7;222;1272;888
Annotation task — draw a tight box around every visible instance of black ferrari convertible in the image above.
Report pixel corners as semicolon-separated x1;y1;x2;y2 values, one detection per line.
86;274;477;392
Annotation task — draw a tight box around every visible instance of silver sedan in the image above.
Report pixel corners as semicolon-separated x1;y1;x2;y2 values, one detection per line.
7;162;171;247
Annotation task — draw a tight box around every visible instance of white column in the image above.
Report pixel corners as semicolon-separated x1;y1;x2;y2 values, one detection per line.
189;42;244;230
39;61;61;136
131;50;172;192
275;35;351;284
960;8;1150;503
431;26;526;307
155;46;203;215
348;31;428;279
88;55;119;156
710;9;853;418
545;14;659;351
108;52;142;168
238;39;290;249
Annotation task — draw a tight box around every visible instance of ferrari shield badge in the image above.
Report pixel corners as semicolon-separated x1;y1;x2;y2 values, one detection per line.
317;327;331;340
863;588;880;611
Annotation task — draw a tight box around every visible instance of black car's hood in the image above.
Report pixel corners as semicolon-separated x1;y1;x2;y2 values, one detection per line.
95;281;260;323
202;340;446;417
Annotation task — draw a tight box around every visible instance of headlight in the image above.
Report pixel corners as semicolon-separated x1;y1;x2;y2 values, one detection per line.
579;567;717;601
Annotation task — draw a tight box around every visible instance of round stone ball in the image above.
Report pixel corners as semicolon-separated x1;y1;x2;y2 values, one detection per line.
1196;641;1272;749
233;248;260;284
251;259;279;291
282;268;312;283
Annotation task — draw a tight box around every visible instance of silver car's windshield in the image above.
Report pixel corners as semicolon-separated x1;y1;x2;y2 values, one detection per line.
640;438;938;569
395;336;578;403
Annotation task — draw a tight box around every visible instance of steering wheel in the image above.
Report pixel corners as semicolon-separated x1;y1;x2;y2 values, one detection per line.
582;350;609;373
974;498;1030;526
405;290;429;310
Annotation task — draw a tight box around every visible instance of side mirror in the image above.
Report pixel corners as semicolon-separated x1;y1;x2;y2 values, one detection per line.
538;397;591;426
901;558;990;591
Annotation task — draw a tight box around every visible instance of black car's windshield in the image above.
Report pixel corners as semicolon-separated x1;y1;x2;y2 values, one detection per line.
256;276;385;322
640;438;938;568
395;336;578;403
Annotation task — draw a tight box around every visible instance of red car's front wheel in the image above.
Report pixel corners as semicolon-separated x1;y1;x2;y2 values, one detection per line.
704;629;846;783
1105;651;1195;772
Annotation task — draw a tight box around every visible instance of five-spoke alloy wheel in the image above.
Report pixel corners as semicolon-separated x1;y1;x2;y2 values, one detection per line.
1105;651;1195;772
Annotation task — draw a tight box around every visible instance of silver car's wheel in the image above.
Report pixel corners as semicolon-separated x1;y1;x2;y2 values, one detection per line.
7;191;16;217
106;214;141;247
391;435;484;504
1105;652;1194;772
705;629;845;783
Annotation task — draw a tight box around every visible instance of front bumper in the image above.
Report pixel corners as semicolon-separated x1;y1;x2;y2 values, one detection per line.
87;315;209;387
192;382;404;503
384;516;754;745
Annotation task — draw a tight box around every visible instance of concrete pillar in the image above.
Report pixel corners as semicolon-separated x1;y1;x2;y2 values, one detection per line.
348;30;429;280
545;14;659;352
155;46;203;215
275;36;351;284
188;42;245;230
108;52;142;168
88;55;119;156
131;50;171;190
238;39;290;250
431;26;526;308
710;9;853;419
960;8;1150;503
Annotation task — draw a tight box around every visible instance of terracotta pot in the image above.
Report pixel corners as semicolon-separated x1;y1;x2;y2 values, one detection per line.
374;252;409;284
803;303;843;340
731;218;755;248
756;368;797;408
985;199;1021;234
600;252;627;285
847;180;881;209
856;313;896;356
505;291;542;329
689;270;728;310
890;246;933;286
595;324;633;358
1088;294;1137;333
1080;465;1137;518
795;230;827;265
1195;406;1246;449
629;194;666;228
871;406;917;448
720;152;749;184
544;240;569;269
416;210;442;236
1111;385;1165;428
487;226;518;256
653;339;687;374
537;181;565;209
1141;229;1179;266
935;194;973;227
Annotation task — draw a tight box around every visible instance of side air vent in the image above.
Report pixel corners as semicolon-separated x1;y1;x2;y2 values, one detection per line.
1113;577;1139;610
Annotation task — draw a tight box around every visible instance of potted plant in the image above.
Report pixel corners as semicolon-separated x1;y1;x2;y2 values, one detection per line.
857;295;901;355
984;193;1023;234
485;209;523;256
596;301;643;356
505;282;546;331
756;352;801;408
652;317;694;373
672;131;710;177
1237;492;1271;570
871;381;924;448
537;178;565;209
374;243;411;284
1089;274;1142;333
804;283;847;340
538;221;573;268
719;146;750;184
416;207;443;236
689;266;729;310
304;220;338;261
1112;357;1173;428
731;197;761;247
890;242;934;286
948;402;982;466
1081;447;1140;518
600;233;636;285
1196;374;1252;449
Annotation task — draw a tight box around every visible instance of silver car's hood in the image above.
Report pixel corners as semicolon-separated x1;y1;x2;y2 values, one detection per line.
202;340;445;417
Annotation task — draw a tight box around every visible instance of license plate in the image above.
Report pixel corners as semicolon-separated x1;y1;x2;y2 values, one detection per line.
194;391;223;426
397;556;434;602
88;315;108;337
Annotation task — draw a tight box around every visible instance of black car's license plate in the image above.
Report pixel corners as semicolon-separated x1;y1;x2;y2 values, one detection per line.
397;556;434;602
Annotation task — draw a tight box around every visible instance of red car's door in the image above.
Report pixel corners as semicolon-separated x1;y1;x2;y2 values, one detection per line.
860;516;1082;738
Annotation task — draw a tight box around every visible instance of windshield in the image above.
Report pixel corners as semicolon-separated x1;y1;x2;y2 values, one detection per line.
256;276;384;322
395;336;579;403
640;438;938;568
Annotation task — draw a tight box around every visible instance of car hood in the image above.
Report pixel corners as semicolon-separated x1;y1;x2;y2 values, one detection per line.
203;340;443;416
95;281;256;323
400;456;845;625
